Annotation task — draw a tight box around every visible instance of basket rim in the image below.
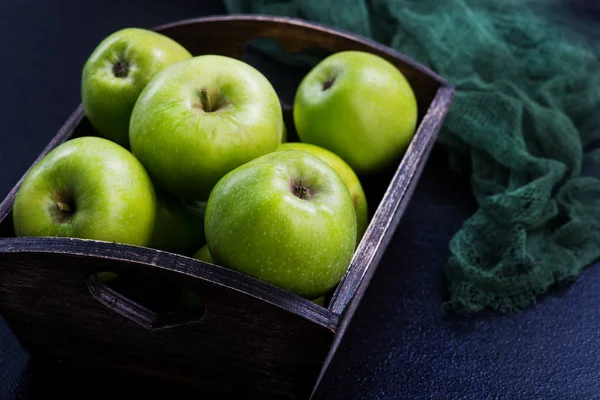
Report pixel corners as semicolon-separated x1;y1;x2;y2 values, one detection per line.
153;14;454;89
0;14;455;331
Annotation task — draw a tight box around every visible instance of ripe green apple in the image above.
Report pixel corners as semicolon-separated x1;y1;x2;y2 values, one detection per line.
278;142;368;243
193;244;213;264
129;55;284;201
294;50;418;174
82;28;192;148
193;241;325;306
148;190;205;256
204;150;356;300
13;137;156;246
311;296;325;306
193;243;325;306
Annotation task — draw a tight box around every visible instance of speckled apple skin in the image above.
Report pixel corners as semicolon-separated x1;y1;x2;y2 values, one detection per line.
129;55;284;201
277;142;368;244
294;50;418;174
13;137;156;246
82;28;192;148
204;150;356;300
148;190;205;256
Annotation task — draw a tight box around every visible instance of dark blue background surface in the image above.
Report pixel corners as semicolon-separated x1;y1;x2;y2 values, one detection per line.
1;1;599;399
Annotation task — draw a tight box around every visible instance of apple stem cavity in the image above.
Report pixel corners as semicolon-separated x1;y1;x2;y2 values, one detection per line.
291;180;313;200
322;78;336;91
197;87;231;113
113;61;129;78
200;87;213;112
53;200;75;223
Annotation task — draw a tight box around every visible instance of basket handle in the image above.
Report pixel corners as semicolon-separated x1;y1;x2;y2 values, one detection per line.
87;272;206;330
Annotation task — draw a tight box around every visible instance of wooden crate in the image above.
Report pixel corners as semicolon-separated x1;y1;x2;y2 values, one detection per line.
0;15;454;399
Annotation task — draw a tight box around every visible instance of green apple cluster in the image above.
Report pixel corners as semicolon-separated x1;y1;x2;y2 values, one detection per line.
12;28;418;302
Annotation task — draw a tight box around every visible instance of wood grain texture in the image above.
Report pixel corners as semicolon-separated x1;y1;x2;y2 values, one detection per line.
313;86;455;397
0;15;454;399
0;239;335;399
329;86;455;315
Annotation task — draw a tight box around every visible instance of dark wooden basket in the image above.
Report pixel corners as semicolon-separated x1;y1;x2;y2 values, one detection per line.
0;15;453;399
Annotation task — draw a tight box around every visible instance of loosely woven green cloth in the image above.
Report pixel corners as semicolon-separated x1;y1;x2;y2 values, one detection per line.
224;0;600;313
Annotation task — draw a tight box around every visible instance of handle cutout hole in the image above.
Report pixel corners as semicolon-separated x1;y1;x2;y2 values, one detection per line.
88;272;205;330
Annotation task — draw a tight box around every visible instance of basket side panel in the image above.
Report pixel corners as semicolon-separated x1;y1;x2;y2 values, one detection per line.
0;250;334;399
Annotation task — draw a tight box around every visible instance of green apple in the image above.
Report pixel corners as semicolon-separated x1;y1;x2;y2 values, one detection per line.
13;137;156;246
278;142;368;243
204;150;356;299
294;50;418;174
129;55;284;201
148;190;205;256
193;244;325;307
311;296;325;306
82;28;192;148
193;244;213;264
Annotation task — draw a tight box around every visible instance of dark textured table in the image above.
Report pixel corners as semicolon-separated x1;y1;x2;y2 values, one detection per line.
1;1;599;399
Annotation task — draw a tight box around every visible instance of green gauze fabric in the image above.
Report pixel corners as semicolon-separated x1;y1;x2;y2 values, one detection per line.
224;0;600;313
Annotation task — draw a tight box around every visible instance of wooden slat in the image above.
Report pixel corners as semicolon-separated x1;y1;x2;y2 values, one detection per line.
0;15;454;399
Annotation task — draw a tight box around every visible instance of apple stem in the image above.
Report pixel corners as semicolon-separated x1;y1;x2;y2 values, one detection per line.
322;78;336;91
113;61;129;78
298;180;308;199
292;180;313;200
200;87;212;112
56;202;72;213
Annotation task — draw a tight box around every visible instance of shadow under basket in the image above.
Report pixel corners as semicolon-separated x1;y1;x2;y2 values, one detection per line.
0;15;454;400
